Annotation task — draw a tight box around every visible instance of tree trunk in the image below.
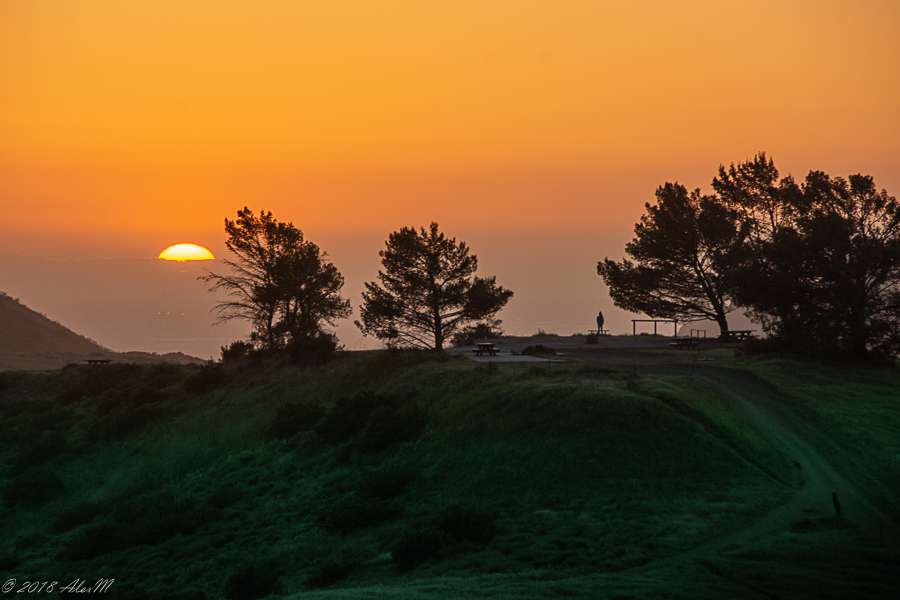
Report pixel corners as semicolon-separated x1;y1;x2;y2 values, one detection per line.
432;308;444;351
715;310;730;338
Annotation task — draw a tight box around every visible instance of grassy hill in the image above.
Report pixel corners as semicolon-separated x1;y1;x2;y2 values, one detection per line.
1;350;898;599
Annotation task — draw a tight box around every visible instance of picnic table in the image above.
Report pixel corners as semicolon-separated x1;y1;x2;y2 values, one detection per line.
724;330;755;341
85;359;112;365
670;338;701;349
474;342;498;356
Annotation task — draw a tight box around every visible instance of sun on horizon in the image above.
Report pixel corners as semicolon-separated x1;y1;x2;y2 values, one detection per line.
158;243;215;262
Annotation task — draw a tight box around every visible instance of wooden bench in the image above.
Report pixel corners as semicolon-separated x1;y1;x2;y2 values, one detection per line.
474;342;498;357
587;329;610;336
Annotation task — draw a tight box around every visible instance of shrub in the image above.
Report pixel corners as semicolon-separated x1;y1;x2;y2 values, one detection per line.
0;552;19;570
288;333;338;365
91;404;164;441
305;559;355;588
269;402;325;439
221;340;254;363
3;470;64;508
437;505;498;545
521;344;556;356
451;322;502;347
60;495;217;560
317;497;399;535
57;364;142;403
360;404;427;452
392;528;445;571
60;523;120;560
51;500;106;533
316;392;384;444
359;467;416;500
224;564;281;600
144;363;184;388
184;364;226;394
11;431;70;474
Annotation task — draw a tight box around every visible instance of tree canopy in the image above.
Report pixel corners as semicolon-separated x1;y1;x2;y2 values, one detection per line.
357;223;512;350
598;183;744;336
603;153;900;360
203;207;350;353
715;157;900;359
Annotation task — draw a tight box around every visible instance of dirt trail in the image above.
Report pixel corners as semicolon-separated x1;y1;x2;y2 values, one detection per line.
561;357;900;597
696;367;892;533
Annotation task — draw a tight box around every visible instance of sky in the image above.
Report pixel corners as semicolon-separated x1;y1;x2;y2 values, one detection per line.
2;1;900;356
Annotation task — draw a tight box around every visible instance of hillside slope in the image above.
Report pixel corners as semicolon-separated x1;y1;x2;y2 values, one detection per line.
0;292;204;370
0;292;105;355
1;352;898;599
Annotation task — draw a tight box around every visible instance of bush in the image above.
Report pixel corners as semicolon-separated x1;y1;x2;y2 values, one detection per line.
91;404;164;441
144;363;184;388
392;528;445;571
359;467;416;500
316;392;384;444
221;340;254;363
268;402;325;439
57;364;142;403
184;364;226;394
11;431;70;474
0;552;19;570
521;344;557;356
51;500;106;533
289;332;339;365
317;497;399;535
224;564;281;600
305;559;356;588
60;523;120;560
61;494;217;560
451;322;502;347
437;505;498;545
360;404;427;452
3;470;64;508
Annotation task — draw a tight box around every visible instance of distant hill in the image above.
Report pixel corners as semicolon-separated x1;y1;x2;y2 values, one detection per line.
0;292;105;355
0;292;204;370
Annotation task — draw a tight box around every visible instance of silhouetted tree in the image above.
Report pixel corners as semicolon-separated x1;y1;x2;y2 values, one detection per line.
711;153;810;340
718;158;900;359
357;223;512;350
204;207;350;352
598;183;744;336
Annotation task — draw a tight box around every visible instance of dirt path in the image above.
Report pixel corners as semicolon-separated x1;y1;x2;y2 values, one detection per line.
722;369;882;512
552;356;900;597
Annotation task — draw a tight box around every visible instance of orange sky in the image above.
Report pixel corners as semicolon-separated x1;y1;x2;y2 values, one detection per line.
2;1;900;354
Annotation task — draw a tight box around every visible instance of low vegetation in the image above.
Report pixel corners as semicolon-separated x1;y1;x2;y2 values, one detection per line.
0;351;898;598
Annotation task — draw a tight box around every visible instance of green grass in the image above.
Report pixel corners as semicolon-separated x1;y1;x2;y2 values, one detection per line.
0;351;898;599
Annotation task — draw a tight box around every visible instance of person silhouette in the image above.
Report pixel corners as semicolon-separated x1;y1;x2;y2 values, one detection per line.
596;311;605;334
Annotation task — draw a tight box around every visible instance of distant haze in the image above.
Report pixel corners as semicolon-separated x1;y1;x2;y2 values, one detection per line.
2;1;899;356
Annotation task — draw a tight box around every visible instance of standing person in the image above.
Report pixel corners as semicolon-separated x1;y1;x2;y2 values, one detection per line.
596;310;605;334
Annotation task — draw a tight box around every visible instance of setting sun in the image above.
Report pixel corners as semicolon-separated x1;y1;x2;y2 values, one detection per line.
158;243;215;262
